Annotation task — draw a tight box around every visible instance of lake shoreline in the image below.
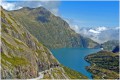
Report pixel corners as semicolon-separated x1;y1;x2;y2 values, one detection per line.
51;48;101;79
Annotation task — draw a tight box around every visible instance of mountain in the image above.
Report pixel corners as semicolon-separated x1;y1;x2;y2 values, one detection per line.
77;27;119;44
7;7;99;49
1;8;87;79
102;40;119;51
85;51;119;79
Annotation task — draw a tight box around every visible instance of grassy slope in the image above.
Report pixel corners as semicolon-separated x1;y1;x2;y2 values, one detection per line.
63;66;88;79
85;51;119;79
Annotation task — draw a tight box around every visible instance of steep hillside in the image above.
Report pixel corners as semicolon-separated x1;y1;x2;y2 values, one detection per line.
8;7;99;49
1;8;58;79
102;40;119;51
1;8;87;79
85;51;119;79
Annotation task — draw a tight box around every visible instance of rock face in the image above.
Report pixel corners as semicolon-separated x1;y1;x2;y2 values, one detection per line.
8;7;99;49
1;8;67;79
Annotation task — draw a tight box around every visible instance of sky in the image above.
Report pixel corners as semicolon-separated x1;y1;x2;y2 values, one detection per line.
1;1;119;28
59;1;119;28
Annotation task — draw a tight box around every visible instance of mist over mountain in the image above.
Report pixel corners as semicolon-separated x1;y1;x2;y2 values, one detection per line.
71;26;119;44
102;40;119;51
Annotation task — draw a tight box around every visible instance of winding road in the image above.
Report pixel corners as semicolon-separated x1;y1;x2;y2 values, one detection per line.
28;67;68;80
28;71;44;80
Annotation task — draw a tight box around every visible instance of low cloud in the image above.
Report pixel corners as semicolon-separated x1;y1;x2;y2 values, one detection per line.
64;19;119;43
70;25;80;33
89;27;107;34
64;18;82;33
89;29;100;34
1;2;22;10
79;27;119;43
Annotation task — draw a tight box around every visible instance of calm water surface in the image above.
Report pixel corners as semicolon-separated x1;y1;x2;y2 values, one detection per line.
51;48;101;79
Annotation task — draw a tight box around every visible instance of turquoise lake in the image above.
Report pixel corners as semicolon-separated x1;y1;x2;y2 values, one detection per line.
51;48;101;79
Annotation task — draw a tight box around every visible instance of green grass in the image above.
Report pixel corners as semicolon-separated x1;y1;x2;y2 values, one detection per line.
2;23;8;28
2;37;16;50
1;53;29;67
63;66;88;79
14;38;27;47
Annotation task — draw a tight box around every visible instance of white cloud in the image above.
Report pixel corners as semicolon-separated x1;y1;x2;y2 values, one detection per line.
1;2;18;10
96;26;107;32
67;23;118;44
79;27;119;43
88;27;108;34
70;25;80;33
89;29;100;34
115;27;120;30
64;18;81;33
1;1;60;16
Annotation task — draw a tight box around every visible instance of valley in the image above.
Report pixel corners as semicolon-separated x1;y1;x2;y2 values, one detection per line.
1;1;119;79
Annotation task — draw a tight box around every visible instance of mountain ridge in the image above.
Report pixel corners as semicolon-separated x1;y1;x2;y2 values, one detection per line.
7;6;100;49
